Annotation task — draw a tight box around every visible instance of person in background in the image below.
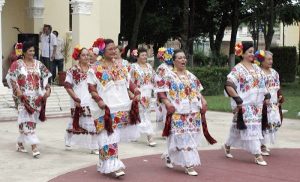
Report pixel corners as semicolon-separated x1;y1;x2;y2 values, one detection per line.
129;47;156;147
255;50;284;156
40;24;57;84
52;30;64;83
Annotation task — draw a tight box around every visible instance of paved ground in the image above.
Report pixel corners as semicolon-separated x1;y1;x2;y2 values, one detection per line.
0;111;299;182
50;149;300;182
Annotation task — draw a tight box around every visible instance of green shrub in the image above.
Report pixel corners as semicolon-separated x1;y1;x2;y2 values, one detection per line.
189;66;230;96
192;51;228;67
270;46;297;83
192;51;210;66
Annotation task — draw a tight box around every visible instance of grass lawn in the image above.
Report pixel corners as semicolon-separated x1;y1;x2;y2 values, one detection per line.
205;78;300;120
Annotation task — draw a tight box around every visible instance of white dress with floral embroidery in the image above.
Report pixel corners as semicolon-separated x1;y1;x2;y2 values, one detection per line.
64;65;98;150
87;59;139;173
261;68;281;145
6;59;51;145
154;67;204;167
225;63;267;154
130;63;155;135
154;63;173;128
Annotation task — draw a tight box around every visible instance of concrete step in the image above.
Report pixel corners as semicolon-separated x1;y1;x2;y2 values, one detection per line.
0;86;71;121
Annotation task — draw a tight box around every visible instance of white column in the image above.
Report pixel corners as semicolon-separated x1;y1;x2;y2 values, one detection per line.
70;0;93;65
27;0;44;33
0;0;5;90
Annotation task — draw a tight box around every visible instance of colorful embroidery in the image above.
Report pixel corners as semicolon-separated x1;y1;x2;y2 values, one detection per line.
19;122;37;135
95;111;130;132
99;143;118;160
67;65;88;85
93;60;129;87
6;59;50;110
171;113;201;134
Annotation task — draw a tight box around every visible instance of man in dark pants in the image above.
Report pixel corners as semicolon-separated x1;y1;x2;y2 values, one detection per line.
40;24;57;84
52;30;64;82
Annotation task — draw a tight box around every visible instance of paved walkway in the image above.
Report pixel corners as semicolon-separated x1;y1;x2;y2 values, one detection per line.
0;111;299;182
50;149;300;182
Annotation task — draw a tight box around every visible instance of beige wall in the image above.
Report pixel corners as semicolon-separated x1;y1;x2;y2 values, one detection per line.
98;0;120;43
44;0;70;68
44;0;69;37
2;0;121;74
2;0;29;81
284;23;300;51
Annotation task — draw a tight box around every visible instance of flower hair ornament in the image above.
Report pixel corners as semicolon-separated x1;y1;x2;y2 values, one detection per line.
92;38;106;56
235;42;243;56
254;50;266;66
72;45;84;60
157;47;174;65
15;43;23;56
131;49;138;59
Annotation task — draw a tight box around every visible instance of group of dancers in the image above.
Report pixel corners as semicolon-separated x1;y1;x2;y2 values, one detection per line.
6;39;284;177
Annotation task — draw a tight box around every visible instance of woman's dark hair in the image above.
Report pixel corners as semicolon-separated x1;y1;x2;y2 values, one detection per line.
53;30;58;36
22;41;35;53
242;41;254;53
137;47;147;57
172;49;185;61
239;41;254;60
104;39;114;53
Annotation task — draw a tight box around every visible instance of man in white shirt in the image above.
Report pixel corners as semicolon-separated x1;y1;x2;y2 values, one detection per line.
40;24;57;84
52;30;64;82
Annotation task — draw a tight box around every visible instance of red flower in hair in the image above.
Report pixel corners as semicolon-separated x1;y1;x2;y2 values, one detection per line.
235;42;243;56
72;45;83;60
131;49;138;58
92;38;105;56
15;43;23;56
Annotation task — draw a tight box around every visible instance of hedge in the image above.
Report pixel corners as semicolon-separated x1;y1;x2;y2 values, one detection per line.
189;66;230;96
270;46;297;83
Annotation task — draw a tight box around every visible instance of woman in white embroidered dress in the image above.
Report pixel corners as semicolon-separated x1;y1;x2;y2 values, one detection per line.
224;42;270;166
154;47;174;129
6;41;51;158
64;46;98;154
255;50;284;156
87;38;140;177
130;47;156;146
155;49;208;176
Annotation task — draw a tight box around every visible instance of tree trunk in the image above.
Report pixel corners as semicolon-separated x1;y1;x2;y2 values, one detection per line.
208;12;228;57
264;0;274;50
214;13;229;57
229;0;240;69
130;0;148;49
181;0;190;57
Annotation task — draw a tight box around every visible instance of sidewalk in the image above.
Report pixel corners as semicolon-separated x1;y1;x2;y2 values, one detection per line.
0;111;299;182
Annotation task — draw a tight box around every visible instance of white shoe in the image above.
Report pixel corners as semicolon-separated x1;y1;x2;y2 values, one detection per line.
261;151;270;156
16;144;27;153
32;149;40;158
255;156;267;166
161;155;173;168
185;167;198;176
148;141;157;147
114;170;125;177
223;145;233;158
147;136;156;147
91;149;99;155
65;145;72;151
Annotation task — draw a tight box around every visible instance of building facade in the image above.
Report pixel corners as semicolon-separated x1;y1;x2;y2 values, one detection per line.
0;0;121;88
